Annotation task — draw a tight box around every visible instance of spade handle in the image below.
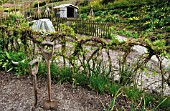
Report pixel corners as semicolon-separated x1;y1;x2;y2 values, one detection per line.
29;59;39;106
41;41;54;60
29;59;39;76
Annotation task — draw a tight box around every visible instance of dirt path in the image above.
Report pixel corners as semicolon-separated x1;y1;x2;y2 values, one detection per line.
0;71;113;111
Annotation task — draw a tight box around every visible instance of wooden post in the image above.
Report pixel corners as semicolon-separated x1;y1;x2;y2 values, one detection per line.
99;23;101;37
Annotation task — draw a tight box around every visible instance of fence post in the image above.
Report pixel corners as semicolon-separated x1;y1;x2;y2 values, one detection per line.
93;21;94;36
88;20;90;36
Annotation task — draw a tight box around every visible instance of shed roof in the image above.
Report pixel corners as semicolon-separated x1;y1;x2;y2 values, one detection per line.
53;4;78;9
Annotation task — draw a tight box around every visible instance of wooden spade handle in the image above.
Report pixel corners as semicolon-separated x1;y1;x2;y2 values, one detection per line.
28;59;39;106
33;75;38;106
28;59;39;76
41;41;54;60
41;41;54;102
46;59;52;101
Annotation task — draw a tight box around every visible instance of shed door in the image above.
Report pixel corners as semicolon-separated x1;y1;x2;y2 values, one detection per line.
67;7;74;18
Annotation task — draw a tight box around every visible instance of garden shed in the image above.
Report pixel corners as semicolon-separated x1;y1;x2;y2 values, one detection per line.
53;4;78;18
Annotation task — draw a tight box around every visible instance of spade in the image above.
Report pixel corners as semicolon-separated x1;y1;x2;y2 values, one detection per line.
41;41;58;110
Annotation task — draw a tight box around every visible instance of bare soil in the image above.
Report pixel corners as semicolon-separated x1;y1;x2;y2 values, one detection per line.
0;71;118;111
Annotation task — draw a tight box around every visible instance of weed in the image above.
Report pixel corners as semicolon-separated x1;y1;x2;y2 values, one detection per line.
124;87;142;102
158;97;170;110
103;88;122;111
144;93;157;108
108;83;121;96
15;60;30;77
119;63;135;86
38;62;47;78
50;62;60;80
89;75;109;94
59;67;72;83
75;71;89;87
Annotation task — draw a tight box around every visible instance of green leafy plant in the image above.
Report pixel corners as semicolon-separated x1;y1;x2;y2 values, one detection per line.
118;63;135;86
37;61;47;78
144;93;157;108
158;97;170;110
89;75;109;94
50;62;60;80
0;51;27;72
15;60;30;77
103;88;122;111
124;87;142;102
59;67;73;83
75;71;89;87
108;83;121;96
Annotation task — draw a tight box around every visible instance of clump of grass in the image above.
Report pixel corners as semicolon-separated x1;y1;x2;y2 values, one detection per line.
158;97;170;110
124;87;142;102
50;62;60;80
37;61;47;78
75;71;89;87
89;75;109;94
38;61;72;82
144;93;157;108
58;67;72;83
108;83;121;96
119;62;135;86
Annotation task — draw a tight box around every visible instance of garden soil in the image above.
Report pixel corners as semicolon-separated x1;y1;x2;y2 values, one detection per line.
0;71;117;111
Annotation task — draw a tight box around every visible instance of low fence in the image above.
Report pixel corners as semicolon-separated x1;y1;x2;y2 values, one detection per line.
30;15;113;38
52;18;113;38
